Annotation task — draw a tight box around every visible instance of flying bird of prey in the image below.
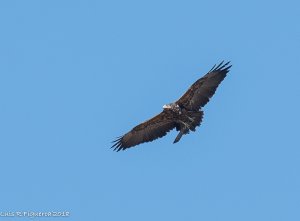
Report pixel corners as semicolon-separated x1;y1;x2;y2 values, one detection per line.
112;61;231;151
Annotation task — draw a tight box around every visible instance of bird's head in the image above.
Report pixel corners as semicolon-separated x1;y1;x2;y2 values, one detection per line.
163;104;172;109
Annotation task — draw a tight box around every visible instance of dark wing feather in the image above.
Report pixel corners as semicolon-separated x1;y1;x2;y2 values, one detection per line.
111;111;176;151
176;61;231;111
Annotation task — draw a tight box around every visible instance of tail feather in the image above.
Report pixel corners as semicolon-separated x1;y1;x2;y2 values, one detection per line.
173;131;183;143
173;128;189;143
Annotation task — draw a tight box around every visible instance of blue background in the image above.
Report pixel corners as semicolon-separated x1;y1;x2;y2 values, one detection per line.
0;0;299;220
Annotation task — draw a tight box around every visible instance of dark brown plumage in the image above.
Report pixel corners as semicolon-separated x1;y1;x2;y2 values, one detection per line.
112;61;231;151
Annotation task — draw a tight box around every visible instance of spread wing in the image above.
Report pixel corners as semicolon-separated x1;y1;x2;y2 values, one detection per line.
176;61;231;111
111;111;176;151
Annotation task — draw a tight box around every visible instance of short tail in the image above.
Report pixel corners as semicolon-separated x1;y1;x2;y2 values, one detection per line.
173;128;189;143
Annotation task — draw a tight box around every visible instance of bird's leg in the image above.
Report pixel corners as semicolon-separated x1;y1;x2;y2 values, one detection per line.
179;121;191;131
187;116;194;122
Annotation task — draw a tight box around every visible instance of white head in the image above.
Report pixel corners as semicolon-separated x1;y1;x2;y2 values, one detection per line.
163;103;172;109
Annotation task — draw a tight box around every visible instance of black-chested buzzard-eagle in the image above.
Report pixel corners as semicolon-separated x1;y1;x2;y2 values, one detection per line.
112;61;232;151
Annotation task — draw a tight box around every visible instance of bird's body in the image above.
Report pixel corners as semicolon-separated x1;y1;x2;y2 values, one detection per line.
112;61;231;151
162;103;203;143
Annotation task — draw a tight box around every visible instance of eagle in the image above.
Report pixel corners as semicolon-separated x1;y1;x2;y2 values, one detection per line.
112;61;231;151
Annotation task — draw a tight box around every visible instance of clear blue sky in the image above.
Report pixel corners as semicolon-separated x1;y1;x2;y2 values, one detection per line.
0;0;299;220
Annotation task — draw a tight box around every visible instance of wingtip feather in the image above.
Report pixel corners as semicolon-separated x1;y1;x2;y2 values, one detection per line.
210;61;232;73
111;136;125;152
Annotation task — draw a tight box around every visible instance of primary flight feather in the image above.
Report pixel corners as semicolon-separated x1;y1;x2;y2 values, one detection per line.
112;61;232;151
